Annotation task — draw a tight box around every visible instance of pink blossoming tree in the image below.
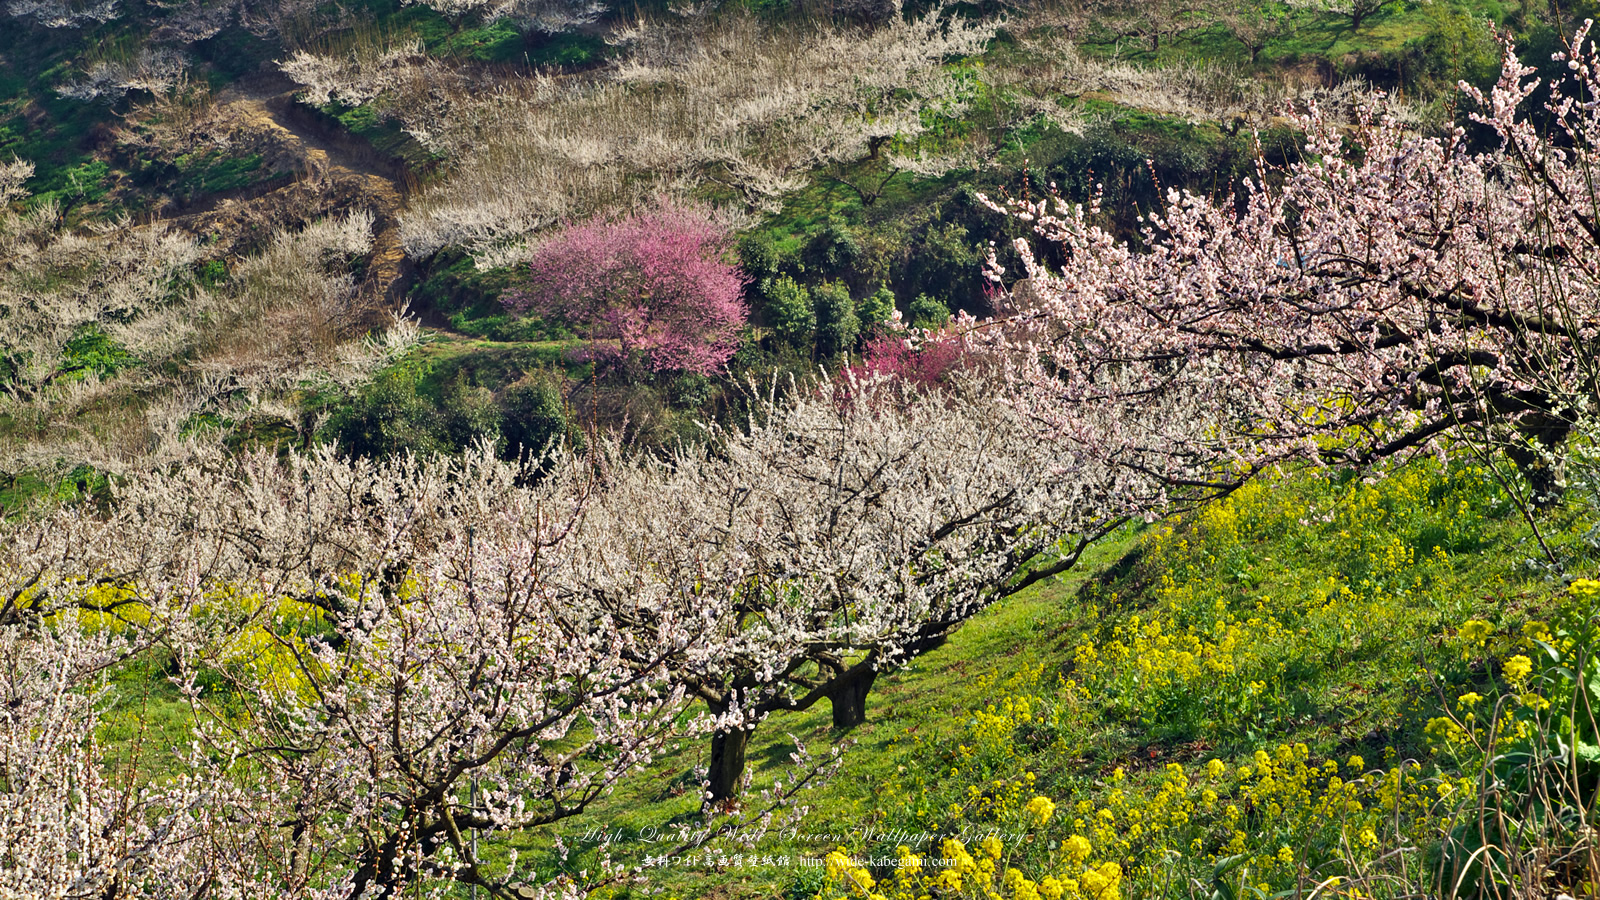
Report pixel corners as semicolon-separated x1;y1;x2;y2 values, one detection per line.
848;329;968;391
507;206;748;377
984;27;1600;529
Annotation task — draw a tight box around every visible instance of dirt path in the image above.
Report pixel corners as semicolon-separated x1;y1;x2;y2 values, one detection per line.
205;73;414;311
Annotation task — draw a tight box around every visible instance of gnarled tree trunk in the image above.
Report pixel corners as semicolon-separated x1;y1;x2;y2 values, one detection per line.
829;667;878;729
705;727;751;808
1506;411;1572;509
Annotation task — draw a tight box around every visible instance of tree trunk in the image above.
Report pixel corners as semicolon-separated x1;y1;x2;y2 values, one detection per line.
348;833;404;900
705;727;751;808
830;668;878;730
348;816;446;899
1348;0;1371;30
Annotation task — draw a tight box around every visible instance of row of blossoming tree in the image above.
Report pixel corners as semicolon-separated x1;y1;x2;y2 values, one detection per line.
6;24;1600;900
0;369;1140;897
983;27;1600;528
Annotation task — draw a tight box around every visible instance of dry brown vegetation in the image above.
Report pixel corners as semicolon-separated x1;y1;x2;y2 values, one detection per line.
0;159;417;476
272;8;1003;264
262;3;1405;267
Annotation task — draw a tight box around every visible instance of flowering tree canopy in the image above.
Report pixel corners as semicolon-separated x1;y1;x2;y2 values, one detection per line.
506;206;747;377
0;625;283;899
848;329;968;391
570;374;1135;803
0;365;1150;886
0;447;709;899
984;27;1600;511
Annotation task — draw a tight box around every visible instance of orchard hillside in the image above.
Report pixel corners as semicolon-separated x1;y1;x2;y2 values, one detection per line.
0;0;1598;896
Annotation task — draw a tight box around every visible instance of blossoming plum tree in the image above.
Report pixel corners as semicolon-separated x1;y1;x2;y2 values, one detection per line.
849;328;967;390
2;626;195;898
505;206;747;377
0;586;346;897
0;377;1161;881
126;448;714;898
571;375;1136;804
0;447;715;899
0;377;1128;885
984;27;1600;517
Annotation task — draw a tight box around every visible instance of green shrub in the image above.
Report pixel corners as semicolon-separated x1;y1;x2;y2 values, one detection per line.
739;231;786;283
27;159;109;212
1403;0;1502;92
195;259;228;289
812;281;859;358
327;364;509;459
59;325;131;382
443;20;523;63
325;364;448;459
499;375;569;461
804;218;862;272
905;222;982;312
856;285;897;335
667;371;713;409
439;378;502;451
907;293;950;330
763;275;815;349
524;32;607;68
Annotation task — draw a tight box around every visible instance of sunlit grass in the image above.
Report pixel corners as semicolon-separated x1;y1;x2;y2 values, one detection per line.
504;458;1596;898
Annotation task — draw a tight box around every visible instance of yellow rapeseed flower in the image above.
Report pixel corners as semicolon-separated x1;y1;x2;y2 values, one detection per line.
1522;620;1552;644
1459;619;1493;647
1026;796;1057;825
1502;654;1532;684
1063;835;1092;866
1079;862;1122;900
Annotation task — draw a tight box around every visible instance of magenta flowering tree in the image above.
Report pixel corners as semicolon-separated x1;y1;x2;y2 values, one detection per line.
508;206;748;377
848;329;968;391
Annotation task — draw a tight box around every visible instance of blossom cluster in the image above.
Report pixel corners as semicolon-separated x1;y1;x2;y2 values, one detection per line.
0;374;1122;896
982;27;1600;513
